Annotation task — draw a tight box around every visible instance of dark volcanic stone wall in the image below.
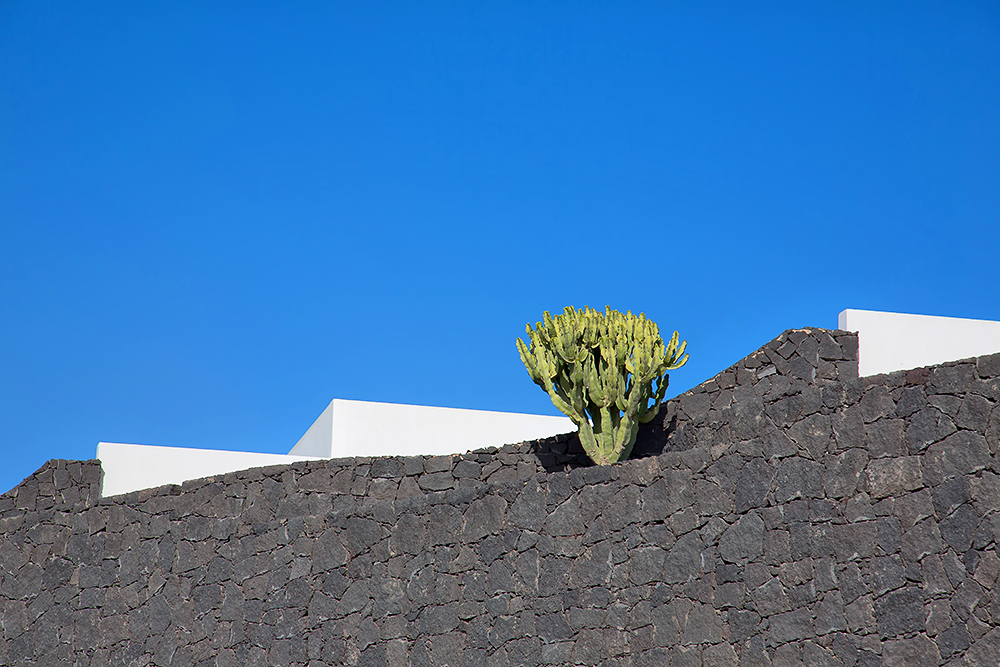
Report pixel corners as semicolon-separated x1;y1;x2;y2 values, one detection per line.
1;329;999;667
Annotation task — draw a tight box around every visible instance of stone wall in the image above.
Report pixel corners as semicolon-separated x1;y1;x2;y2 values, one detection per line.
1;328;998;667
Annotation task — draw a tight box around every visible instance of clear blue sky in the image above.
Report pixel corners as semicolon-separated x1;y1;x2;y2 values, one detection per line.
2;2;999;494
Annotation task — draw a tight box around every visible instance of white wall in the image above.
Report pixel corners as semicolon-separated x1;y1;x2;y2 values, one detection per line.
289;398;575;459
839;309;1000;377
98;402;574;497
97;442;323;498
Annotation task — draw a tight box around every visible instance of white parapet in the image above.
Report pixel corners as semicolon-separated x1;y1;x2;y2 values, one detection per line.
97;442;324;498
289;398;575;459
97;402;574;497
839;309;1000;377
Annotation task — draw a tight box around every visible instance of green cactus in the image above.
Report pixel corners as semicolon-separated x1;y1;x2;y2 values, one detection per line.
516;306;688;466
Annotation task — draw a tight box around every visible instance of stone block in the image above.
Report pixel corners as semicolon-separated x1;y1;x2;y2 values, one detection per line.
921;553;953;597
904;407;956;454
818;332;844;360
894;386;927;418
462;496;507;542
976;353;1000;378
507;479;547;532
680;392;712;424
971;471;1000;514
824;449;868;499
973;550;1000;589
932;476;970;517
876;587;924;637
788;414;833;460
628;547;666;586
900;519;943;564
882;633;941;667
682;602;723;645
423;456;453;474
544;495;583;537
922;431;991;486
642;473;694;521
860;386;896;423
930;364;975;395
603;486;642;533
663;532;706;584
831;522;877;562
844;594;874;633
417;472;455;492
734;459;775;513
702;642;738;667
777;559;812;588
893;488;935;530
844;492;875;523
839;561;865;603
832;405;865;451
452;460;481;479
864;419;905;458
767;607;814;646
939;503;980;553
922;599;953;641
863;555;904;597
802;641;841;667
789;355;817;382
956;394;994;432
774;458;824;502
650;597;692;647
752;578;790;616
936;624;970;660
718;513;764;565
965;628;1000;667
865;457;923;499
815;590;846;635
763;529;791;565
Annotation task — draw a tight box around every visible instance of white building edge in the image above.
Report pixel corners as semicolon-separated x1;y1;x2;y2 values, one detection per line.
838;309;1000;378
98;309;1000;498
98;401;574;497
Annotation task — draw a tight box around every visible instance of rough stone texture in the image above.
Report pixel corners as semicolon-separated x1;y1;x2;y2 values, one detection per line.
1;329;998;666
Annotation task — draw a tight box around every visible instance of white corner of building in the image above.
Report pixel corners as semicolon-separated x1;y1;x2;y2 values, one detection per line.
288;399;336;457
839;308;1000;377
837;309;850;332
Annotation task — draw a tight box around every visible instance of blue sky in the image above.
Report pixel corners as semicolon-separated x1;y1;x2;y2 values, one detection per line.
2;2;999;494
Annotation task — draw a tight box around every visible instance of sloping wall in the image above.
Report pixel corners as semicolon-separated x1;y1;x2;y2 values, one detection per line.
1;329;998;667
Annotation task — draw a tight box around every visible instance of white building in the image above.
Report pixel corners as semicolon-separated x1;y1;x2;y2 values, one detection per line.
98;401;573;497
839;309;1000;377
97;309;1000;497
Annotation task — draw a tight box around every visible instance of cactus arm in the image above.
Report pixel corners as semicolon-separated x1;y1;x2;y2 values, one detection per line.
577;419;602;464
638;373;669;424
617;414;641;461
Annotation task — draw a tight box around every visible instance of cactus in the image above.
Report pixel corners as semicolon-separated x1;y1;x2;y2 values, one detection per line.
516;306;688;466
